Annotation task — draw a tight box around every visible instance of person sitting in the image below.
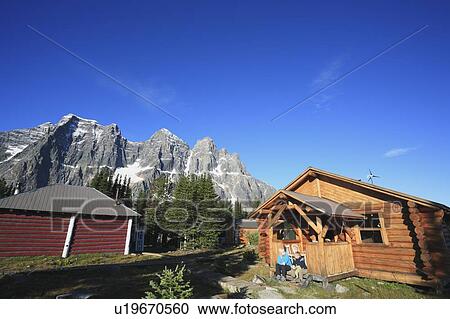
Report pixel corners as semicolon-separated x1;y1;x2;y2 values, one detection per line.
275;248;292;281
291;252;307;280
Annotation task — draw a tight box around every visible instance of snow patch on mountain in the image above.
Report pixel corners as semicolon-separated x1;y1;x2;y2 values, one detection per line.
114;159;148;183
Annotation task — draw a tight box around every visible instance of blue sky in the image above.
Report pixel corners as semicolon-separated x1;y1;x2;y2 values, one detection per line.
1;1;449;205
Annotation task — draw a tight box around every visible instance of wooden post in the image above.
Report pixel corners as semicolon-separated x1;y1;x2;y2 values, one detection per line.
316;216;323;236
321;224;329;238
124;217;133;255
269;228;274;267
62;215;76;258
316;216;327;276
354;225;362;244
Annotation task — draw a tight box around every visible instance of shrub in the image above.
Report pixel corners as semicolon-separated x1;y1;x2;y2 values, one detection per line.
245;231;259;247
242;249;258;264
145;265;193;299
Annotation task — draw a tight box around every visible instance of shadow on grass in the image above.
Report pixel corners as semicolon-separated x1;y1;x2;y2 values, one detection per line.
0;247;258;299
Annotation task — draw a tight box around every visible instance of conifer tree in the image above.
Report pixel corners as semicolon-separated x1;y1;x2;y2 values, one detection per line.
0;178;13;198
234;200;244;219
171;173;225;249
198;174;216;201
150;175;171;201
173;175;191;201
90;167;121;199
122;177;132;208
135;190;148;215
111;174;120;198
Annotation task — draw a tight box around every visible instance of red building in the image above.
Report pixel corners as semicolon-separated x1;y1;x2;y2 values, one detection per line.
0;184;140;257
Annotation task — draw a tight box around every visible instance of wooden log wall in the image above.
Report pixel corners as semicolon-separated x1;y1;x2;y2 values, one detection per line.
239;228;258;245
408;204;450;279
257;218;271;263
70;216;128;254
351;201;450;286
350;202;436;284
0;211;69;257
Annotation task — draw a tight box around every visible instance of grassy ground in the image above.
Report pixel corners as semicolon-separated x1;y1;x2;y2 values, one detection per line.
0;253;162;274
0;249;241;298
0;247;446;299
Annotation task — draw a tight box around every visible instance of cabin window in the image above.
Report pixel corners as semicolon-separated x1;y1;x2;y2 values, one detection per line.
276;222;297;241
356;212;388;245
359;229;383;243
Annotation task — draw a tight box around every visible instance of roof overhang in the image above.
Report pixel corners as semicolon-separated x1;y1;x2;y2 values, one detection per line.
250;189;365;220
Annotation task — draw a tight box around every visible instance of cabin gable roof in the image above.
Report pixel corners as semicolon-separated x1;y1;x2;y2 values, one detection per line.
0;184;140;217
289;167;449;210
252;167;449;216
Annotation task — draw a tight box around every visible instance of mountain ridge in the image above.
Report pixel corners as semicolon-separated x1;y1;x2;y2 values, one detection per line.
0;114;275;204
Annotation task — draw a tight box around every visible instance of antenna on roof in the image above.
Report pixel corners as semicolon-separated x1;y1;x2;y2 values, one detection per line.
367;169;380;184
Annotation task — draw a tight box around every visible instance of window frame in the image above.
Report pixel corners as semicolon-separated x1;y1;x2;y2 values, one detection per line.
354;211;389;246
275;221;298;241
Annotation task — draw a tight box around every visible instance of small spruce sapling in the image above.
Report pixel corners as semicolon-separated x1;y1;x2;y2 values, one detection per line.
145;264;193;299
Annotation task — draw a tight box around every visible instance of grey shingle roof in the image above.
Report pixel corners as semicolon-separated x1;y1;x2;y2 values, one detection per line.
0;184;140;217
236;219;258;229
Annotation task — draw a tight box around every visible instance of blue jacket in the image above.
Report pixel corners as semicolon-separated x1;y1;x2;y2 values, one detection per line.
277;253;292;266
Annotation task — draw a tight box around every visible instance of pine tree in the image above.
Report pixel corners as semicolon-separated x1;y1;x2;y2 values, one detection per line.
173;175;191;201
234;200;245;219
111;174;120;199
89;172;100;189
90;167;114;198
251;200;261;209
198;174;216;201
145;265;193;299
135;190;148;215
123;177;132;208
150;175;171;201
0;178;13;198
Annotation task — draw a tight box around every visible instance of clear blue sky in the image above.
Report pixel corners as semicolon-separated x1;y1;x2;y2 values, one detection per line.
1;1;449;205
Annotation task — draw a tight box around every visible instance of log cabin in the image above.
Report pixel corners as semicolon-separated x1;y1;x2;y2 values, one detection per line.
0;184;140;257
236;219;259;245
250;167;450;288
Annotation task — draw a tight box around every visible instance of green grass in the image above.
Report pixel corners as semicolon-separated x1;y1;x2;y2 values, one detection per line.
0;251;223;298
0;253;162;274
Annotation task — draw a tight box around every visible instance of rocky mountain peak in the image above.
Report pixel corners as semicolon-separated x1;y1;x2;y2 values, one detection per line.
57;113;98;125
0;115;276;205
147;128;186;145
193;137;216;151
